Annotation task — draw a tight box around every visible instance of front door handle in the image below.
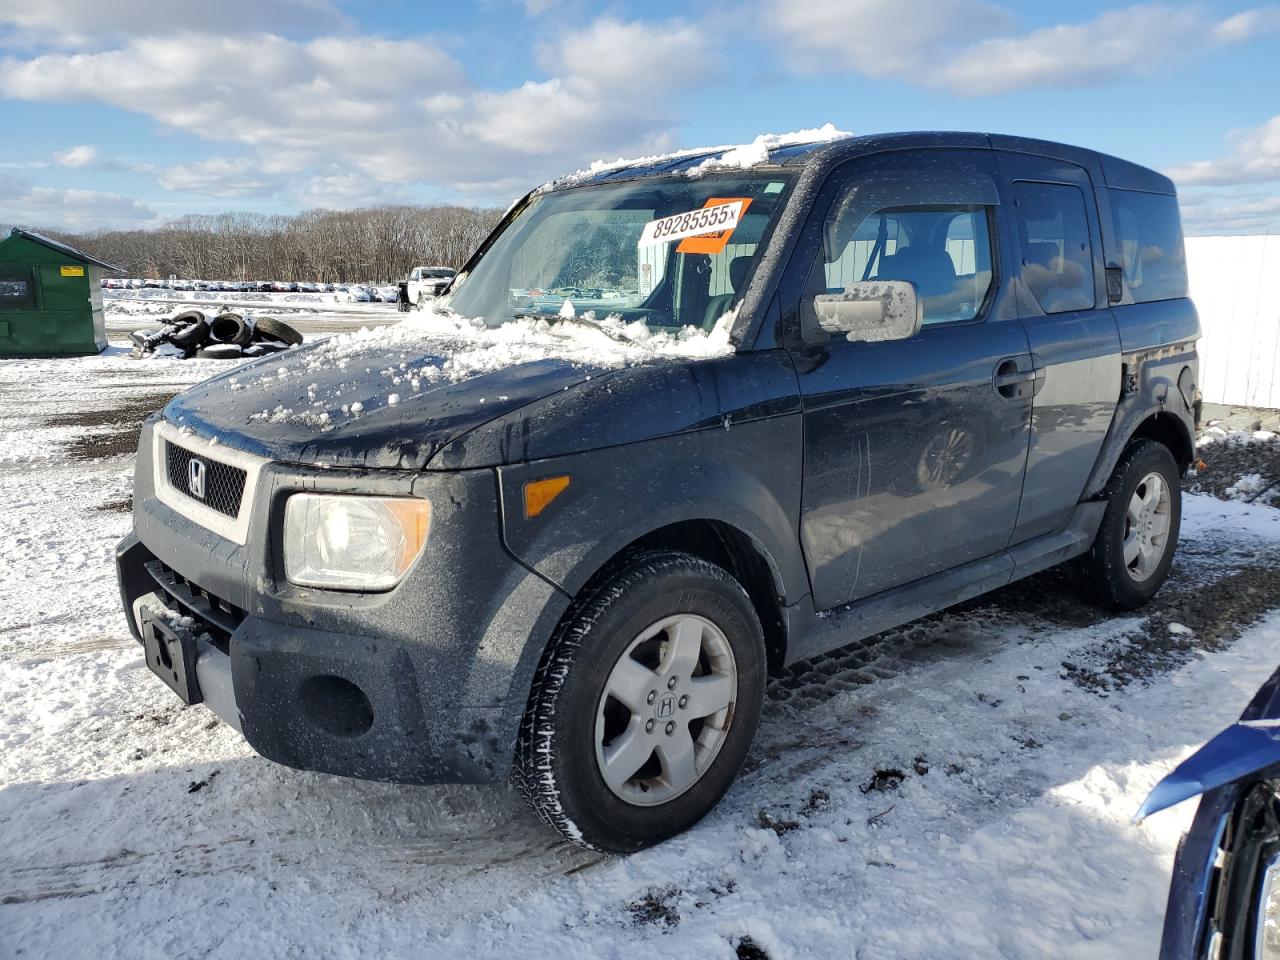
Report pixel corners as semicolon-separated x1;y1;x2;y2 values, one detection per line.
993;357;1035;399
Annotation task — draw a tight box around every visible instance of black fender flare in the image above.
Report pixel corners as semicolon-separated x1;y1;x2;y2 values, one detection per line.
1082;348;1197;500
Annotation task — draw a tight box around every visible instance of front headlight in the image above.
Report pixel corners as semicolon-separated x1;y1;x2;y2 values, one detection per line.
283;494;432;591
1259;852;1280;959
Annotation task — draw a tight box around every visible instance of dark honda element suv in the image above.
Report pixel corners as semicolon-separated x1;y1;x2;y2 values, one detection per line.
117;132;1200;851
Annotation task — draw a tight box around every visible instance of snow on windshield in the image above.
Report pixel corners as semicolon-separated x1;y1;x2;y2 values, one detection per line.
326;303;733;376
543;123;851;191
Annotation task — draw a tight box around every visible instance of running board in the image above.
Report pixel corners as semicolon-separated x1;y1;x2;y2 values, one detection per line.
784;500;1106;665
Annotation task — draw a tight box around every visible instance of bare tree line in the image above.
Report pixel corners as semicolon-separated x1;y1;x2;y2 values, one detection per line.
37;205;505;283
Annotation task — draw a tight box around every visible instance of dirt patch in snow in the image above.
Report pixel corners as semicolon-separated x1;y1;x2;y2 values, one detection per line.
50;390;177;462
1062;561;1280;693
628;886;681;927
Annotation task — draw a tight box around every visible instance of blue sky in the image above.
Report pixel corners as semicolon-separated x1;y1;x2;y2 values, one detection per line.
0;0;1277;233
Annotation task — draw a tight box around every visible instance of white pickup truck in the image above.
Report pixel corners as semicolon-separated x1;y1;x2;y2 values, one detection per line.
405;266;456;306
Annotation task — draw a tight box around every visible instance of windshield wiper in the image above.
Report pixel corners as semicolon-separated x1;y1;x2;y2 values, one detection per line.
514;311;636;345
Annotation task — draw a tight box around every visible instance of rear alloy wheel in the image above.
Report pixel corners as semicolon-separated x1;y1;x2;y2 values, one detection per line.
1122;471;1173;582
1078;439;1182;610
515;550;765;852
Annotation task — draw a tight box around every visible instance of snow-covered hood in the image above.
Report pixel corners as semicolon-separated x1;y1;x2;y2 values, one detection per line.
162;309;734;470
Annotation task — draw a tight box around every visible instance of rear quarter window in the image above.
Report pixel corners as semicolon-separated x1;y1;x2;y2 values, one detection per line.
1109;189;1188;303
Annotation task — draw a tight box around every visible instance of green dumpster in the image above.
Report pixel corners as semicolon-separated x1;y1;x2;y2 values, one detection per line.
0;228;118;357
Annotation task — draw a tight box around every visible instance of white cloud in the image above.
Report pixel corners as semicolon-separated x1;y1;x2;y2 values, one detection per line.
0;173;156;229
0;18;717;202
1178;189;1280;235
534;17;715;92
765;2;1280;95
1211;8;1280;42
159;157;282;198
52;144;98;167
938;5;1204;95
767;0;1015;77
0;0;343;47
1167;114;1280;186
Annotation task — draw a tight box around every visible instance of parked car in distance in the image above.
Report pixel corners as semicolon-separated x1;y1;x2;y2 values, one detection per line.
333;284;373;302
118;131;1199;852
1140;667;1280;960
406;265;456;305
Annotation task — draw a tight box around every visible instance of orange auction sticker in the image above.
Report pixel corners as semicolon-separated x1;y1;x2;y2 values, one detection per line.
675;197;753;255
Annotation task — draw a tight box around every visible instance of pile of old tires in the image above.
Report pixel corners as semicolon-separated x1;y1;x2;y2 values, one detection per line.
129;309;303;360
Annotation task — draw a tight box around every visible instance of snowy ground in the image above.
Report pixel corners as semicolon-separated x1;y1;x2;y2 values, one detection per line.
2;330;1280;959
103;290;401;338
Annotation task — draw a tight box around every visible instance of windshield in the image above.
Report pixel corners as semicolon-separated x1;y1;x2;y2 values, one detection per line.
447;173;795;331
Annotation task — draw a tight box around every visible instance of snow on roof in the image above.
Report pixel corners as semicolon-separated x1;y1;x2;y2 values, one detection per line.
541;123;852;192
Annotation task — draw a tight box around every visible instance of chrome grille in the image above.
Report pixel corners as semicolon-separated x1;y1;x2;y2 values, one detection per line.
165;441;246;518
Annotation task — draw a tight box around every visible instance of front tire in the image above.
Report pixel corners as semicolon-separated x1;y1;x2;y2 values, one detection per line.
1078;439;1182;610
514;550;766;852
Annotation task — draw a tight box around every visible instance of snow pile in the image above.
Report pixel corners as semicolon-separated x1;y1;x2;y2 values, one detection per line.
685;124;851;177
1192;424;1280;506
249;304;736;389
1225;473;1278;504
1199;425;1278;446
545;124;852;190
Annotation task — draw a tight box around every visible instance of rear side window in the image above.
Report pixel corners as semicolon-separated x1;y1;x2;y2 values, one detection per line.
1012;181;1095;314
1110;189;1187;303
822;205;994;325
0;267;35;310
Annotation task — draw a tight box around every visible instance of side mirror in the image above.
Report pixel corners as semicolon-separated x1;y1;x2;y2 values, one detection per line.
813;280;922;343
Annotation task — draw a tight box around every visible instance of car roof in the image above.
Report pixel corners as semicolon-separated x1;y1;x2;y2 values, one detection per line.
564;131;1175;195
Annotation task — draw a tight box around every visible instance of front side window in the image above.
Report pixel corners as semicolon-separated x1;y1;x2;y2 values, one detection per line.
447;173;795;332
821;205;995;325
0;267;35;310
1012;181;1096;314
1110;189;1187;303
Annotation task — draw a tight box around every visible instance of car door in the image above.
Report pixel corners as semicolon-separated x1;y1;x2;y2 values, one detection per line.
782;149;1034;611
995;152;1122;543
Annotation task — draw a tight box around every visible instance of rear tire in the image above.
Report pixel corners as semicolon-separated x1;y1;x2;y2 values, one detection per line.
1077;439;1181;610
514;550;766;852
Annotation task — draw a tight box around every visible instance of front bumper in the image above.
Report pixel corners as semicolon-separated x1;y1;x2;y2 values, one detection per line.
117;423;572;784
119;535;474;782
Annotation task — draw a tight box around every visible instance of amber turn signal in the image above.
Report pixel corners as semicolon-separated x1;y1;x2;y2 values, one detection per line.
524;475;570;518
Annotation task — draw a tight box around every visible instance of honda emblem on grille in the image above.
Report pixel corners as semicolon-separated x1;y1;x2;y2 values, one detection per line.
187;458;207;499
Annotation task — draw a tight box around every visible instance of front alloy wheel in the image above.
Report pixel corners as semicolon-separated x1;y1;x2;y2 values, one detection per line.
596;615;737;806
515;550;766;852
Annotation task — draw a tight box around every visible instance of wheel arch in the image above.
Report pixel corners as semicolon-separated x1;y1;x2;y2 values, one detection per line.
1082;369;1197;501
616;519;789;672
489;515;792;780
1129;410;1195;472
